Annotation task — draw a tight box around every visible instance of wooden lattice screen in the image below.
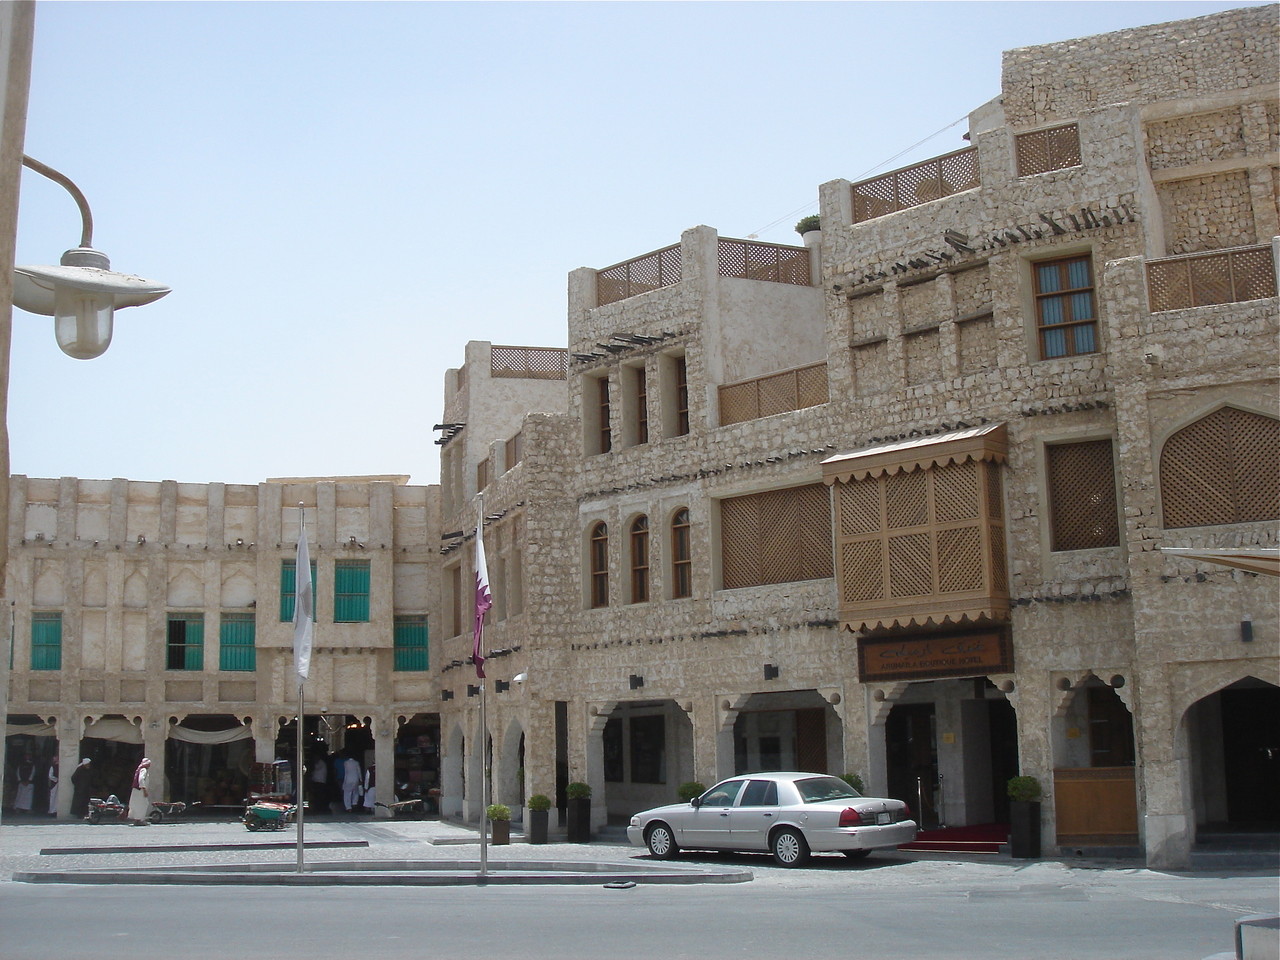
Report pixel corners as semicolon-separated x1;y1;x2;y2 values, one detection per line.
1146;244;1276;312
596;244;682;306
490;345;568;380
1160;407;1280;528
825;426;1009;631
1015;123;1082;177
717;238;811;286
719;362;828;426
851;147;981;223
720;484;833;590
1047;440;1120;552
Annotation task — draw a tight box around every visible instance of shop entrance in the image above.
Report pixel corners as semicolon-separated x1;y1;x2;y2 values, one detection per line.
886;703;938;827
1186;678;1279;830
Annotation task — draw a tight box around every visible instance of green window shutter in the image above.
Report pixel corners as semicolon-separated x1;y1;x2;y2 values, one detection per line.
219;613;256;671
31;612;62;671
280;560;317;622
334;559;370;623
167;614;204;671
393;617;429;671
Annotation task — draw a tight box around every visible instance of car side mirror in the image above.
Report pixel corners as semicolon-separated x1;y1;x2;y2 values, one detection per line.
690;796;701;808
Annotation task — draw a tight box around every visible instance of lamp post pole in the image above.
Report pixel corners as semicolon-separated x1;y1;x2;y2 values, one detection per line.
0;0;36;835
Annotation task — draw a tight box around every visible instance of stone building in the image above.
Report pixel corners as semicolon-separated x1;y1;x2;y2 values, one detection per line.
3;475;438;818
435;4;1278;869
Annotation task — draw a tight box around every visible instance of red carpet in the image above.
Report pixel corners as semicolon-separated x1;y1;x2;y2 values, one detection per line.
899;822;1008;854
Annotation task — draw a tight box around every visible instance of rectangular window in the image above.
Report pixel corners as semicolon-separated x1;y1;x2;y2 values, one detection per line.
476;457;490;492
720;484;833;589
449;565;463;637
603;717;624;782
334;559;371;622
394;616;429;671
167;614;204;671
674;355;689;436
1015;123;1082;177
1047;440;1120;551
280;560;317;622
219;613;256;672
30;612;62;671
634;365;649;445
597;377;612;453
1034;255;1096;359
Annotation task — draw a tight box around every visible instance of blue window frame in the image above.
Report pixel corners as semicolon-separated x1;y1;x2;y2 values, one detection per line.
167;613;204;671
280;560;317;622
1035;255;1096;359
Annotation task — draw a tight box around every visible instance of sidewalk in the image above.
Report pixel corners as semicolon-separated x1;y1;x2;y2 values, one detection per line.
0;815;752;886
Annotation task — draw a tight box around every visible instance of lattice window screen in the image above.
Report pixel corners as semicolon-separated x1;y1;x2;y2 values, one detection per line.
1047;440;1120;551
886;470;928;529
935;460;980;523
1161;408;1280;528
1016;124;1082;177
721;484;833;590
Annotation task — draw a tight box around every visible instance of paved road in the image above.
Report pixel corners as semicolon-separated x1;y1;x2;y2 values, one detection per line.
0;818;1275;960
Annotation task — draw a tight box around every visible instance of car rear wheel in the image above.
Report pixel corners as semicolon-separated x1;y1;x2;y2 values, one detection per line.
842;849;871;860
645;823;680;859
771;827;810;867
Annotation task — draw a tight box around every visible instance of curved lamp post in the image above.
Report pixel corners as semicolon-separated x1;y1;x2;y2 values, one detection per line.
11;155;170;359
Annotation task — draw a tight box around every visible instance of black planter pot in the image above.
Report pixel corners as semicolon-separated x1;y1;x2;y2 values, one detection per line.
566;797;591;843
491;819;510;845
529;808;549;844
1009;800;1042;859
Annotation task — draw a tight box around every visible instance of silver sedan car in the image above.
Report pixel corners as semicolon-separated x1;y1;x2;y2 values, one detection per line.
627;772;917;867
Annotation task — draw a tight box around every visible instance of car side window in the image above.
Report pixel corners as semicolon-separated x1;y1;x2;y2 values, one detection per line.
739;780;778;806
700;780;745;807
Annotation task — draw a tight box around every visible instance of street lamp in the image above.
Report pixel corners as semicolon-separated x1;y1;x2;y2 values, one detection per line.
11;155;169;359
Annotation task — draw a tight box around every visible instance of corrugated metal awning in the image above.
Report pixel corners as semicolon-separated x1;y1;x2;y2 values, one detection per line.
822;423;1008;484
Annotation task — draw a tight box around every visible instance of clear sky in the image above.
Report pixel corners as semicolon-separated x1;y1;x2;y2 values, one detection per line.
9;0;1267;487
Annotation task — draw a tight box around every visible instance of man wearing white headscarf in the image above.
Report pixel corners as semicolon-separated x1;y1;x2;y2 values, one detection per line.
128;758;152;825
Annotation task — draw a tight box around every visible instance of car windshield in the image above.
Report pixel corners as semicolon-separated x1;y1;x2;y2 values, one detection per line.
795;776;860;803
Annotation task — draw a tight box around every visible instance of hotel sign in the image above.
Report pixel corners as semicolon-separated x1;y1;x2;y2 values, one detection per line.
858;631;1012;682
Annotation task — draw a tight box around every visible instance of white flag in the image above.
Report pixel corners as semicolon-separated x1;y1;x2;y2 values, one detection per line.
292;513;314;685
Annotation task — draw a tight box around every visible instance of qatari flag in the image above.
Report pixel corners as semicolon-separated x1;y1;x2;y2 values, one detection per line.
472;507;491;679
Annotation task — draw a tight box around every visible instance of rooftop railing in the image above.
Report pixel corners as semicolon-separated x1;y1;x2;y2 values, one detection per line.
851;146;980;224
719;361;829;427
1146;243;1276;312
596;238;812;306
490;345;568;380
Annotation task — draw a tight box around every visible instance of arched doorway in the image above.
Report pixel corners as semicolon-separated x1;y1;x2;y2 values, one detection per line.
1185;677;1280;832
1051;675;1137;848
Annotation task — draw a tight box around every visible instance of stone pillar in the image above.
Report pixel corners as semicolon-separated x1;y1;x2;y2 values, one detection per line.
584;701;614;831
55;714;80;818
372;715;394;817
142;718;166;802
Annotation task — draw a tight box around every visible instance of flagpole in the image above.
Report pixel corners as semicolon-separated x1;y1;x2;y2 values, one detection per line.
296;678;305;873
473;497;491;880
292;502;314;875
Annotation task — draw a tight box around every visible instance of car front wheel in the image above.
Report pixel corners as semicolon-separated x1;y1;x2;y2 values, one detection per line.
771;827;810;867
646;823;680;859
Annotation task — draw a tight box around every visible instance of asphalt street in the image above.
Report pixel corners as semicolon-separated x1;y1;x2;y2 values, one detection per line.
0;816;1275;960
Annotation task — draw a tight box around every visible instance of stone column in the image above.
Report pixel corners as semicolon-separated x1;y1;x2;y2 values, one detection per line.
372;715;394;817
55;713;80;818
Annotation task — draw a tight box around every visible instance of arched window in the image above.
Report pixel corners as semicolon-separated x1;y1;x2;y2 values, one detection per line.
1161;407;1279;528
630;516;649;603
671;509;691;599
589;522;609;608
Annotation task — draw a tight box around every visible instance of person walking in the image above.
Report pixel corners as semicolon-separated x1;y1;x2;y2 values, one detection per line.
341;753;362;813
128;757;152;825
361;764;376;815
70;758;93;818
13;755;36;813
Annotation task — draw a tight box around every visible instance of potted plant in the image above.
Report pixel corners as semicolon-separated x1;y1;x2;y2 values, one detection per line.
527;793;551;844
794;214;821;236
677;781;705;803
566;781;591;843
1006;776;1042;859
486;803;511;845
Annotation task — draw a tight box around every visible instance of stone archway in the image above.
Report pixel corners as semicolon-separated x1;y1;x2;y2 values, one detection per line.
441;722;465;820
1182;676;1279;833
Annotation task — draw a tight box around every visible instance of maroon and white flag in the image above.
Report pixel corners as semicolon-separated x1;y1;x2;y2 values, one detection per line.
472;507;491;679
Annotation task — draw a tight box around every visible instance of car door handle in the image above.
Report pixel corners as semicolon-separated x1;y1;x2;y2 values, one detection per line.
719;812;730;817
762;812;772;817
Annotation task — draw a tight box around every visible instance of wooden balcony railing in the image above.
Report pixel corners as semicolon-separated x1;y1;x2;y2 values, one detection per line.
851;146;981;223
490;345;568;380
719;361;828;426
596;239;813;306
597;244;683;306
1146;243;1276;312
